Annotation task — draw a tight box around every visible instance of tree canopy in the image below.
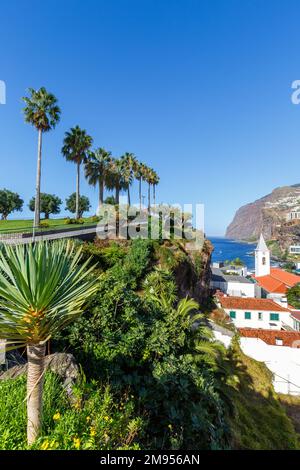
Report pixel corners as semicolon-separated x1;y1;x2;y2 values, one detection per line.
65;193;90;218
29;193;62;219
286;283;300;309
0;189;23;220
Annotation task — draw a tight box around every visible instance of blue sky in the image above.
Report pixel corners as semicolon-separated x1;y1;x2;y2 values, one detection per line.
1;0;300;235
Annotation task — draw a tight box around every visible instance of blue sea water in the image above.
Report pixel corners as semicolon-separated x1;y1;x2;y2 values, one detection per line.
209;237;256;271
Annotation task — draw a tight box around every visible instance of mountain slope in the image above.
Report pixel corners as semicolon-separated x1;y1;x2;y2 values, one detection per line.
226;185;300;240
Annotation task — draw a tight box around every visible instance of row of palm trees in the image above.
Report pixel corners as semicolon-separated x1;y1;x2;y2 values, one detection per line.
22;87;160;225
84;147;159;213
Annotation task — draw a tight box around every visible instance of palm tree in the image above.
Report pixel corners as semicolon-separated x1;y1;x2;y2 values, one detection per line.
144;166;154;214
109;157;127;206
22;87;61;227
62;126;93;219
135;162;147;212
152;170;160;206
0;240;97;445
120;153;136;207
84;148;112;209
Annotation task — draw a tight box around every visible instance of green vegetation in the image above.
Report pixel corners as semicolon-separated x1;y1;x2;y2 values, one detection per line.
29;193;62;219
0;238;299;450
65;193;91;219
287;283;300;309
0;240;97;444
0;189;23;220
224;257;244;266
0;217;98;234
229;342;299;449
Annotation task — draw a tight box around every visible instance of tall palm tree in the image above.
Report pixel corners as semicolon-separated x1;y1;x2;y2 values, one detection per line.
109;157;127;206
120;153;136;207
151;170;160;206
135;162;147;212
22;87;61;227
62;126;93;219
0;240;97;445
144;166;154;214
84;148;112;209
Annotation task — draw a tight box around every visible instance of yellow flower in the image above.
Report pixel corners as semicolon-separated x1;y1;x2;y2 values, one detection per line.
41;440;49;450
73;437;81;449
50;440;58;449
90;427;96;437
104;415;109;421
86;416;91;422
53;412;61;421
74;401;81;410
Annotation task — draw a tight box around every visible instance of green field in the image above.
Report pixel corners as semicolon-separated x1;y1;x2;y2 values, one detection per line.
0;217;97;234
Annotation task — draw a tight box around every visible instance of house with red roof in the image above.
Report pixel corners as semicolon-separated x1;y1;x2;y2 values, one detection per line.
217;295;294;330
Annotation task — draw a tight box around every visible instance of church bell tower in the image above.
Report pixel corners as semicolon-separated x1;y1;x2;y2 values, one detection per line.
255;233;270;277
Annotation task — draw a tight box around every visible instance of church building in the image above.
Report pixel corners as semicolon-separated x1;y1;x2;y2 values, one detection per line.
253;234;300;301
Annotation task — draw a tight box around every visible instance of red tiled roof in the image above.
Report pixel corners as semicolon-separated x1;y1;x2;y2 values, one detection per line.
253;268;300;294
219;296;290;312
239;328;300;347
253;276;287;294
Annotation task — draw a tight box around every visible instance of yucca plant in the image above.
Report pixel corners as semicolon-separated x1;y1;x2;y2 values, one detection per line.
0;240;98;445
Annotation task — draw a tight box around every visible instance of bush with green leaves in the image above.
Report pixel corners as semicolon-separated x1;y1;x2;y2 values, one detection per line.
0;372;143;450
55;239;232;449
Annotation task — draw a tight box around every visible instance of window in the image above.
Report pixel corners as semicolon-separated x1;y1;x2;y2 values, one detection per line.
275;337;283;346
244;312;251;320
258;312;263;320
229;311;236;319
262;257;266;265
270;313;279;321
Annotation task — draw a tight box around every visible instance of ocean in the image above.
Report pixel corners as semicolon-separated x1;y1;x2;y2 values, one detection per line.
209;237;256;271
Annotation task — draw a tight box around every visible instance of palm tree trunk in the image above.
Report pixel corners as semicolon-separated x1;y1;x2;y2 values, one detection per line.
115;185;120;205
76;162;80;219
153;184;156;206
139;177;142;212
148;182;151;215
127;186;131;207
99;177;104;209
27;343;46;445
34;129;43;227
115;184;120;237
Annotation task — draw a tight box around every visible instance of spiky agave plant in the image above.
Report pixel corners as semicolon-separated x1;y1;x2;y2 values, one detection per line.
0;240;98;445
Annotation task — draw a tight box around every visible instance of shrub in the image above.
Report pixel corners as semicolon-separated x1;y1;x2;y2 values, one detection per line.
39;221;50;229
0;372;143;450
90;215;100;223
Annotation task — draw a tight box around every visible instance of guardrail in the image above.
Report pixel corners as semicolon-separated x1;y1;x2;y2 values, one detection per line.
0;223;98;245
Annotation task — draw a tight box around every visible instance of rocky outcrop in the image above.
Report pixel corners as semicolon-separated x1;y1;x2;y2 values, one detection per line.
226;184;300;240
0;353;79;399
174;239;213;303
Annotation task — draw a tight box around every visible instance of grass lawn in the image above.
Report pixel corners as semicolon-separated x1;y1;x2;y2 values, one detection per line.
0;217;98;234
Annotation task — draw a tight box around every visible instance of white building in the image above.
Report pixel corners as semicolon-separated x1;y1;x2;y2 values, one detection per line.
289;245;300;255
255;234;270;277
286;211;300;221
211;267;255;297
217;295;294;330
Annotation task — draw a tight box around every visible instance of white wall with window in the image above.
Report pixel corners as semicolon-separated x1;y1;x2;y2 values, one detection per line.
224;308;290;330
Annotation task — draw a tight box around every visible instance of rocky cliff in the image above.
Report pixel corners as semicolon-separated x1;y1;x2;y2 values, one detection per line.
225;184;300;241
